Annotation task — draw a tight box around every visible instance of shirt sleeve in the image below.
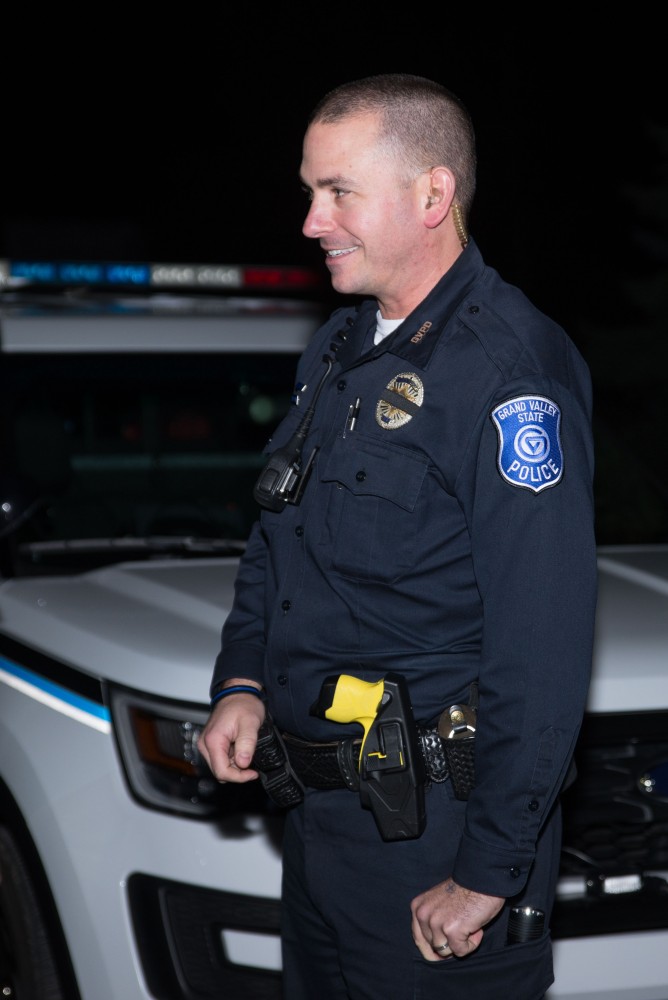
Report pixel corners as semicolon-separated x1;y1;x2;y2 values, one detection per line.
451;373;598;898
209;519;269;695
208;310;348;697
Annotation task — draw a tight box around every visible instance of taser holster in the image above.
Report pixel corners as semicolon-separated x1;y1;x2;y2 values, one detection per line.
250;675;478;840
310;671;427;841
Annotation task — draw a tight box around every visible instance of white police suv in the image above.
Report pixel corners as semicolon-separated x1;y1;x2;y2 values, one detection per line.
0;259;666;1000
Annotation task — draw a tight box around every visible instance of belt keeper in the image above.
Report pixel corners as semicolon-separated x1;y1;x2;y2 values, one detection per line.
252;717;305;807
443;737;476;801
336;738;361;791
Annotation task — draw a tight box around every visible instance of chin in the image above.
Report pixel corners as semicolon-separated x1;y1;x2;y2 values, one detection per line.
329;271;367;298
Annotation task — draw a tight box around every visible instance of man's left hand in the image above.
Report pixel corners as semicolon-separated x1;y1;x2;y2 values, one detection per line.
411;877;504;961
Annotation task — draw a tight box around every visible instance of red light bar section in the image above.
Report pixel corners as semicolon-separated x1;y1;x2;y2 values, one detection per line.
242;266;322;289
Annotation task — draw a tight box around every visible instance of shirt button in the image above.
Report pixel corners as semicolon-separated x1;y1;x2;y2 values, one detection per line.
277;675;287;686
528;799;539;812
337;379;347;392
281;599;291;612
295;526;304;537
509;866;521;879
468;305;479;314
356;470;366;482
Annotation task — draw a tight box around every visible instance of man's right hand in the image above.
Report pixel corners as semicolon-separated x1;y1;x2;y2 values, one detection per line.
197;681;265;784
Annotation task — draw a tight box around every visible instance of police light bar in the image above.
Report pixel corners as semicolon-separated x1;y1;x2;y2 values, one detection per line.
0;259;322;293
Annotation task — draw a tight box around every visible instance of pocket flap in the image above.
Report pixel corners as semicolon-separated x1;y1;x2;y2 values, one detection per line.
321;435;427;512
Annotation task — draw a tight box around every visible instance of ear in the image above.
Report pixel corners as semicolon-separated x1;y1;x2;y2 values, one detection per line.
423;167;456;229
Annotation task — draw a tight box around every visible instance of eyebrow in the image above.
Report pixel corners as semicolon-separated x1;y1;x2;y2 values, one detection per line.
299;173;354;191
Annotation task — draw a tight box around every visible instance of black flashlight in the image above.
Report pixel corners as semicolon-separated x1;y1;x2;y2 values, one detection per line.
506;906;545;944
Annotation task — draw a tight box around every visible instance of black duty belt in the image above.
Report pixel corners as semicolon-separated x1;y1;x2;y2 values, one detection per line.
253;720;476;803
281;728;450;789
252;680;479;834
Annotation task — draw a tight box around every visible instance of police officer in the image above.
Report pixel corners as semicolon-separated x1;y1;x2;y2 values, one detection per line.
198;74;598;1000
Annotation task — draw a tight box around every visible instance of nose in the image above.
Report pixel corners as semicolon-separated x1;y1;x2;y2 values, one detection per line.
302;196;334;240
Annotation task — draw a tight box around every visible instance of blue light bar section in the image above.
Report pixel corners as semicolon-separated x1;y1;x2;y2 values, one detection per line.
9;260;151;287
0;259;321;292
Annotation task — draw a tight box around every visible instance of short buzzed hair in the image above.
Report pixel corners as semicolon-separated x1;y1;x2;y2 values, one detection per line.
308;73;477;220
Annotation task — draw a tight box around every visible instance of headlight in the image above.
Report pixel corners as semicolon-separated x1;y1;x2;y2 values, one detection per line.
109;684;269;819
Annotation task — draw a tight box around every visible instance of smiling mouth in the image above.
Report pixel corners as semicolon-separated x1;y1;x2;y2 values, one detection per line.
326;247;358;258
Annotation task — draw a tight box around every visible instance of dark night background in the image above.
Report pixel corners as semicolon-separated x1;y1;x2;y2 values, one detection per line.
0;14;666;544
2;16;666;357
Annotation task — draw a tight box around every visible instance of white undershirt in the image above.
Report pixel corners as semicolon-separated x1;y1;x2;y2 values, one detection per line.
374;310;405;345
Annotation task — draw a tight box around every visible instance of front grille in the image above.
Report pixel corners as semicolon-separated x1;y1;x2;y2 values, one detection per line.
552;709;668;938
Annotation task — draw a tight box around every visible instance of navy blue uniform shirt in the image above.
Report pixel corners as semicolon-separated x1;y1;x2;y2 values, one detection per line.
211;239;598;898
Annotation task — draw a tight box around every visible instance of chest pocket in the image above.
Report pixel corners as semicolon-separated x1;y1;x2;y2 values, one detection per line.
319;433;428;583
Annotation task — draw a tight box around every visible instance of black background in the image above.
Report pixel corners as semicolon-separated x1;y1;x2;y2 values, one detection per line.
2;14;667;542
2;15;665;336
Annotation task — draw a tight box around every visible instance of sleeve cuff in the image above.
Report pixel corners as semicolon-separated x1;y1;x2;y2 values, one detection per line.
452;833;535;897
209;644;266;699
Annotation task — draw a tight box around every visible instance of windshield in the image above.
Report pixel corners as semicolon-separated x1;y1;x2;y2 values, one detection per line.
1;338;665;579
0;351;299;574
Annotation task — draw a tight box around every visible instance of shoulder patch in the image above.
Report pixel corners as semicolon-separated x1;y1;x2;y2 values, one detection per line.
491;395;563;493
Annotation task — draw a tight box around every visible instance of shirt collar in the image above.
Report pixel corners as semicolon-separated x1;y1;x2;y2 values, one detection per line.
333;239;485;372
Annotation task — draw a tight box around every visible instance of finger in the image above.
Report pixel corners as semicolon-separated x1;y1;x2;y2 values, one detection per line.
227;762;260;782
198;730;249;783
197;736;232;778
414;937;440;962
411;914;440;961
448;927;484;958
231;733;258;768
213;755;259;783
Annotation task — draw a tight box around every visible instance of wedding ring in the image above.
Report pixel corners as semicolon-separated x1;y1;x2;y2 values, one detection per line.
435;941;451;954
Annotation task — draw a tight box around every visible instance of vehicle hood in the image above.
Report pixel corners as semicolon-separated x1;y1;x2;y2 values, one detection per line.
589;545;668;713
0;558;240;703
1;545;666;712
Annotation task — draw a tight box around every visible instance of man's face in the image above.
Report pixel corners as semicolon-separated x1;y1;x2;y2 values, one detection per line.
300;113;428;317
